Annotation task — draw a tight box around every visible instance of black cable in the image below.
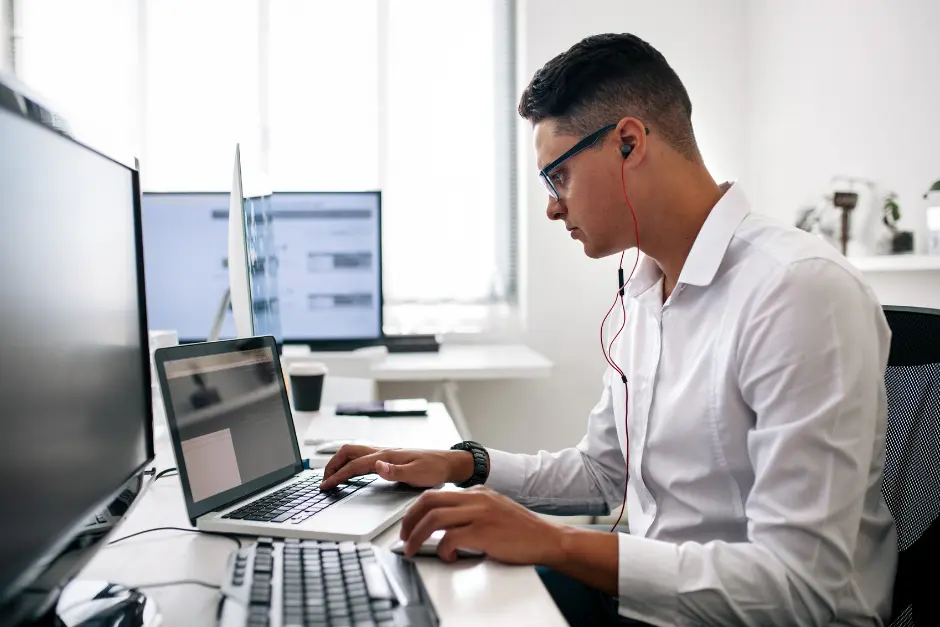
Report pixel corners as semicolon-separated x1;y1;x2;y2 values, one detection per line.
152;467;178;481
108;526;242;550
131;579;221;592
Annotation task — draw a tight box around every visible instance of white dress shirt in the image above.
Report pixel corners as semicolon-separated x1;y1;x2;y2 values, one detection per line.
485;182;898;626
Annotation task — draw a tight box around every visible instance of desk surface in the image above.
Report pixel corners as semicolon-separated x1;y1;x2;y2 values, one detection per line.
300;403;464;459
83;403;566;626
285;343;553;382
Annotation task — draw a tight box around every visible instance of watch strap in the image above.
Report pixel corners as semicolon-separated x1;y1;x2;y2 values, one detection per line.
450;440;490;488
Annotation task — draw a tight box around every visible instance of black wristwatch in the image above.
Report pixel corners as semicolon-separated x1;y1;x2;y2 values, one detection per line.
450;441;490;488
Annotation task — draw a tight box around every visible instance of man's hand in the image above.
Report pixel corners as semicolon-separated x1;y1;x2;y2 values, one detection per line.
399;486;567;564
319;445;473;491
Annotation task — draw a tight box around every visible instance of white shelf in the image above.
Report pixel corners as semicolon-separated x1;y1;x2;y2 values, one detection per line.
848;255;940;272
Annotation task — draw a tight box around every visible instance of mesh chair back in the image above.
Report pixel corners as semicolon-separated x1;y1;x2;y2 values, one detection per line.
882;306;940;627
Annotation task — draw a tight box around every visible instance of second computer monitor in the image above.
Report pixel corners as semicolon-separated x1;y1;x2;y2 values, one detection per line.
271;192;382;342
141;191;382;344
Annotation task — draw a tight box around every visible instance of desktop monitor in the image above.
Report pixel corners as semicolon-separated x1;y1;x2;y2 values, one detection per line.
140;146;283;344
141;189;378;348
0;77;155;626
271;191;382;345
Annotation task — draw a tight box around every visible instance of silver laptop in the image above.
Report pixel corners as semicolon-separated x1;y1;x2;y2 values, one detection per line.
154;336;425;542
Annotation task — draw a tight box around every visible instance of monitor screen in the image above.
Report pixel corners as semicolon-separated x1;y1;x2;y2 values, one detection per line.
161;344;298;507
0;105;152;607
270;192;382;341
141;193;235;341
141;191;382;343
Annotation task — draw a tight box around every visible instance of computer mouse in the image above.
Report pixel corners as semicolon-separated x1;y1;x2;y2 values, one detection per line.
311;439;359;455
389;530;485;559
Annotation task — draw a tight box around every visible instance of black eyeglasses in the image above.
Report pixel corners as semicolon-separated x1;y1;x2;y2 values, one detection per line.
538;123;649;199
538;123;617;200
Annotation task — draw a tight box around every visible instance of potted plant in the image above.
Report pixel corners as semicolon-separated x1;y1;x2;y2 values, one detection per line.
882;192;914;254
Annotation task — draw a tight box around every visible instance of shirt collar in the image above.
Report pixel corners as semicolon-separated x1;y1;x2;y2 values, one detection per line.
626;181;750;298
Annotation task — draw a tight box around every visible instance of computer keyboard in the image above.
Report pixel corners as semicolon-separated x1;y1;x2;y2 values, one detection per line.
221;472;380;525
218;537;439;627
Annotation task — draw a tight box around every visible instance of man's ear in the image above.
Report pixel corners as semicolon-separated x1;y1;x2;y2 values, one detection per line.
616;117;648;166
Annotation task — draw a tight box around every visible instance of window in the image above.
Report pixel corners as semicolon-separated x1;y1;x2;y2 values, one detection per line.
13;0;517;333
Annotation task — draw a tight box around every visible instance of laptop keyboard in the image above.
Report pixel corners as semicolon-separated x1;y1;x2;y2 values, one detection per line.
222;473;380;525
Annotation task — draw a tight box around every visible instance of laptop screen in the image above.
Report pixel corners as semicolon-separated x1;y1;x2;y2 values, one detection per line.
161;344;300;510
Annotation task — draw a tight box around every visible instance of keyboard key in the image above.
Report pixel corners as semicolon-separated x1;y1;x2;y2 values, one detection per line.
370;600;393;611
363;564;394;600
249;583;272;605
347;585;367;598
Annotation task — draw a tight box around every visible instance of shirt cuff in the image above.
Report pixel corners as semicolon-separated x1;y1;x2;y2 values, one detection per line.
617;532;680;625
483;448;526;498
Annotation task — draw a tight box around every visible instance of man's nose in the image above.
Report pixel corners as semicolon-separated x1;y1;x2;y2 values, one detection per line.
546;198;566;221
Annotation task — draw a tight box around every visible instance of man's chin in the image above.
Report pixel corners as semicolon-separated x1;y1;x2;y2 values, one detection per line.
580;240;609;259
582;241;627;260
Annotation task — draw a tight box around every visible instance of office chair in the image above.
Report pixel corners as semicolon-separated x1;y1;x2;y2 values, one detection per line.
881;306;940;627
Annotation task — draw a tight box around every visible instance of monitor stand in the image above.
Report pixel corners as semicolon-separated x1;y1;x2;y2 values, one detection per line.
31;580;160;627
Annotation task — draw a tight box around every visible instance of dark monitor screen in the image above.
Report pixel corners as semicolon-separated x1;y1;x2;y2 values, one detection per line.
140;191;382;343
0;105;153;610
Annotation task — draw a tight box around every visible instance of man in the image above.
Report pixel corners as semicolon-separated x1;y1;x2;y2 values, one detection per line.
319;33;898;626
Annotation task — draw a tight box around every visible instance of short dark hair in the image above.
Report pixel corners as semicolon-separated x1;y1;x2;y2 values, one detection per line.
518;33;698;160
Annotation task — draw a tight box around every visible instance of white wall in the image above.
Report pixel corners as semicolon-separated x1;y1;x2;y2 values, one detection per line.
743;0;940;307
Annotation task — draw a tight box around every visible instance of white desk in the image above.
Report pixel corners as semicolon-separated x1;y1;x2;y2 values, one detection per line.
82;403;566;627
284;343;553;440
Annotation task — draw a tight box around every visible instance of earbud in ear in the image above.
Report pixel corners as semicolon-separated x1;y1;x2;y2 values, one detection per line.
620;143;634;159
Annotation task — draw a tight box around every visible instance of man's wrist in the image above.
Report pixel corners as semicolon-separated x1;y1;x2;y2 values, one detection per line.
540;525;620;597
543;523;578;569
446;450;475;485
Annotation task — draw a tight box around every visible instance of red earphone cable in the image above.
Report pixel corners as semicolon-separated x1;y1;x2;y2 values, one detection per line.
604;158;640;532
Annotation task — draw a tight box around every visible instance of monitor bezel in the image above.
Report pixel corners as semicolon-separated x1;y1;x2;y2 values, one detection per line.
153;335;304;525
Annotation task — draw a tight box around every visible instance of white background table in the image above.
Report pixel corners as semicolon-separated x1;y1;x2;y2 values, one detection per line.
282;343;553;440
81;402;567;626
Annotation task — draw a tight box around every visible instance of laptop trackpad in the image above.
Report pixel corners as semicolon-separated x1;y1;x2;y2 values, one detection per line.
353;479;426;504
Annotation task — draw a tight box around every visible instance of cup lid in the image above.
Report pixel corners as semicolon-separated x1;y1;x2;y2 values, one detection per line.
288;361;328;376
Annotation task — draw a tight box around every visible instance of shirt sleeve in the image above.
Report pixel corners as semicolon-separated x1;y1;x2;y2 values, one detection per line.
484;370;628;516
616;259;892;626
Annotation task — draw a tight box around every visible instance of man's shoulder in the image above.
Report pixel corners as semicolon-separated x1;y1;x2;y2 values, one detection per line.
727;212;872;294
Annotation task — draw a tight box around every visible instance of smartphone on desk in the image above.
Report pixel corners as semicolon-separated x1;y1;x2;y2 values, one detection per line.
335;398;429;417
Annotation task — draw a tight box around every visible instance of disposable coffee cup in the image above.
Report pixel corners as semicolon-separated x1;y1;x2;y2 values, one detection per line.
288;362;328;412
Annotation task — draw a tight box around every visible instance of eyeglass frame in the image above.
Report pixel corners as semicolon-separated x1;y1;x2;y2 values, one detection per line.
538;122;649;200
